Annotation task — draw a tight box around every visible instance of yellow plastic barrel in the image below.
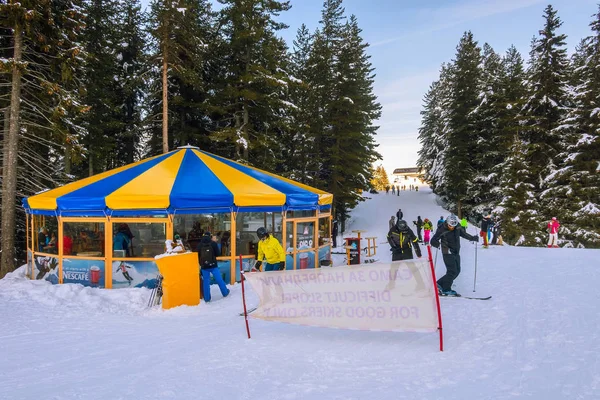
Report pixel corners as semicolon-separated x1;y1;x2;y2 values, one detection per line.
155;252;200;309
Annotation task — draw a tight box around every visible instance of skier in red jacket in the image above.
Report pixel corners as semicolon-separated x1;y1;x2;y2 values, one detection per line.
547;217;560;248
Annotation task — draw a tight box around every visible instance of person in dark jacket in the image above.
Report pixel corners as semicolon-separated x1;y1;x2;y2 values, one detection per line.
430;215;478;296
197;232;229;302
480;214;492;248
387;219;425;291
387;219;422;261
332;220;339;248
413;216;423;242
396;209;403;220
491;218;501;245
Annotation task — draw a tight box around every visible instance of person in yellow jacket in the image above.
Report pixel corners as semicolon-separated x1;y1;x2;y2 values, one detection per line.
253;227;286;271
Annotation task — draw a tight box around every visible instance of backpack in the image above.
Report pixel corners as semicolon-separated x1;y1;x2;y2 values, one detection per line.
199;242;215;267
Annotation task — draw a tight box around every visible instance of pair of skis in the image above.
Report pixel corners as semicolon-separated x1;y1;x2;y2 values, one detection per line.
147;274;164;307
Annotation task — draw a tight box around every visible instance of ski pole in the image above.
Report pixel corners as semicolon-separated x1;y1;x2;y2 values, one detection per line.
434;246;439;271
473;240;478;292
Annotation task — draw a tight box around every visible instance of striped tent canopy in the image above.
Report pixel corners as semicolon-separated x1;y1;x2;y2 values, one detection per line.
23;146;333;217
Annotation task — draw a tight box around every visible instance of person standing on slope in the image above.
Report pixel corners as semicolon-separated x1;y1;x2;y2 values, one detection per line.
437;216;445;229
413;216;423;242
389;215;396;230
254;227;286;271
547;217;560;248
198;232;230;302
423;218;433;245
386;219;426;292
387;219;422;261
332;220;339;248
430;214;478;296
480;214;492;248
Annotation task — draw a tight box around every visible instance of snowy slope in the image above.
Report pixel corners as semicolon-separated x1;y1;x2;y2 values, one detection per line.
1;186;599;400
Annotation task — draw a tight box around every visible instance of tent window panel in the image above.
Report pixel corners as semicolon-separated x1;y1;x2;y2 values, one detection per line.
287;210;315;218
318;217;331;247
173;213;231;255
34;215;59;254
113;222;165;258
64;222;105;257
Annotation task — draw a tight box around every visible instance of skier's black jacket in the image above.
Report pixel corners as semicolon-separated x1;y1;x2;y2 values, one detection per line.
430;223;477;255
387;224;422;258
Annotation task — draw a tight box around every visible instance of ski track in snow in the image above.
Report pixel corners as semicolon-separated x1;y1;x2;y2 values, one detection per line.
1;187;599;400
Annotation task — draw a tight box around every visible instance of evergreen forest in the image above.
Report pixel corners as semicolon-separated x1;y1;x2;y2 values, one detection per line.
418;5;600;248
0;0;381;273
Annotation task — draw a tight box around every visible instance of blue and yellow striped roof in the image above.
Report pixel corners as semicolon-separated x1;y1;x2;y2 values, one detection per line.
23;146;333;216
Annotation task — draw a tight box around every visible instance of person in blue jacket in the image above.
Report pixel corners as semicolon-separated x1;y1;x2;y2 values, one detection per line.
197;232;230;302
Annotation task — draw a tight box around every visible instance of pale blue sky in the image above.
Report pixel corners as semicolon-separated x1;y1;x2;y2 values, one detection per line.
142;0;597;175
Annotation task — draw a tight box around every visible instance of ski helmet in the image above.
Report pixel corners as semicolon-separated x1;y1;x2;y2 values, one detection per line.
256;227;268;239
446;215;459;227
396;219;408;231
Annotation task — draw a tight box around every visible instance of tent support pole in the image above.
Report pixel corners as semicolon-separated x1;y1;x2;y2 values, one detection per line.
230;211;236;285
105;218;113;288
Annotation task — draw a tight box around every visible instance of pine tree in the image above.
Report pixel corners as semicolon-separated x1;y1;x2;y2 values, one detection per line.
79;0;123;177
210;0;292;165
470;43;507;217
146;0;214;155
112;0;147;166
370;165;389;190
417;64;452;195
312;0;346;189
443;31;482;217
556;8;600;247
521;5;570;236
284;24;318;183
0;0;86;275
498;136;544;246
327;15;381;226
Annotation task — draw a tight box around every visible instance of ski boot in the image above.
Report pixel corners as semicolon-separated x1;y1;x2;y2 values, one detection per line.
440;289;460;297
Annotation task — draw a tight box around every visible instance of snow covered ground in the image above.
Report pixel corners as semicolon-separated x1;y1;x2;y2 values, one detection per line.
1;186;599;400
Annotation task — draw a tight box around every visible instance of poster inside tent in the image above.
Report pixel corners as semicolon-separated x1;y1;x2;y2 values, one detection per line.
62;258;106;288
112;261;159;289
34;255;59;284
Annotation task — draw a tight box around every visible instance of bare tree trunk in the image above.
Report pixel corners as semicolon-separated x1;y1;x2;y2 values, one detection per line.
2;107;9;175
162;36;169;154
1;24;23;277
